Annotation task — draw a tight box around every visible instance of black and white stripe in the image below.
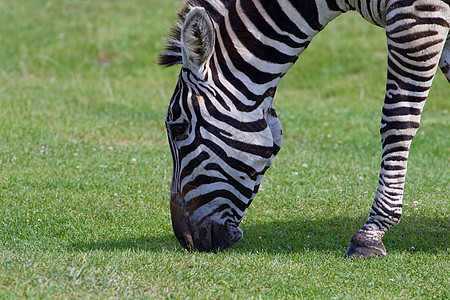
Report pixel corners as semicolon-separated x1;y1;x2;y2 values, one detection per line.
160;0;450;255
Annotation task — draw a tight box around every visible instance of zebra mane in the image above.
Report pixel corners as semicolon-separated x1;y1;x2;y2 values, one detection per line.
159;0;232;67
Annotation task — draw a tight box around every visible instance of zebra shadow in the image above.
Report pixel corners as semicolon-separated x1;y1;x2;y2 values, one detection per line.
67;233;178;252
235;215;449;254
67;215;448;254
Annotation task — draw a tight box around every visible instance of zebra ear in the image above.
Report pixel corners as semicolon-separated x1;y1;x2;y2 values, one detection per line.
181;7;215;71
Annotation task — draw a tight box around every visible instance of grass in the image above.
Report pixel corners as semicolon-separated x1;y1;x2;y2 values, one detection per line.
0;0;448;298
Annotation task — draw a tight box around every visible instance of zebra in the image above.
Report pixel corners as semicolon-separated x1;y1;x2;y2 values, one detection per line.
159;0;450;257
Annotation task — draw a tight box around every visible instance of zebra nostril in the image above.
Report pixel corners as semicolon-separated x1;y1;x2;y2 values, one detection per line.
170;202;196;251
176;233;188;249
174;231;188;249
175;231;195;251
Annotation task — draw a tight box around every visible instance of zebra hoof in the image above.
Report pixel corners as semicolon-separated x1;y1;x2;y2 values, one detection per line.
344;231;386;259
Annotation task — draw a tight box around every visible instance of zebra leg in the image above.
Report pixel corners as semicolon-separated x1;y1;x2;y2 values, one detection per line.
345;19;449;258
439;37;450;82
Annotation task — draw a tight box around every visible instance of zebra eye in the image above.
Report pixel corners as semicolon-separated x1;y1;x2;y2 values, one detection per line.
167;122;189;141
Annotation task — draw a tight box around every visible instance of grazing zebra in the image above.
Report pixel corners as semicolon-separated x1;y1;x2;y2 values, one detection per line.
159;0;450;257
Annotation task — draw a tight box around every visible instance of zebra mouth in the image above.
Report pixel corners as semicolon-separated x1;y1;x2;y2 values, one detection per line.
174;221;242;252
209;222;243;252
210;223;217;251
170;200;243;251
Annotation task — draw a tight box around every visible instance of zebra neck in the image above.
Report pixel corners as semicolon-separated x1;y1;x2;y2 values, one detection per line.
206;0;348;104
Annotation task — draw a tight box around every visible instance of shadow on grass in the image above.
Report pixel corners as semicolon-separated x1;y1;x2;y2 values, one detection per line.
67;215;448;254
67;234;178;253
235;215;449;254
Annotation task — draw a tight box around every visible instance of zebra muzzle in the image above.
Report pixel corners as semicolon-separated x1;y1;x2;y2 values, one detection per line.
170;201;243;252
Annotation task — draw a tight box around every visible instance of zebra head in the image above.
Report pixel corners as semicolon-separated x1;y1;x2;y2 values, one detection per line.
162;7;282;251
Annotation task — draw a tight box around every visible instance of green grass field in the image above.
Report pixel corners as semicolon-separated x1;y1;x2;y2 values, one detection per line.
0;0;448;298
